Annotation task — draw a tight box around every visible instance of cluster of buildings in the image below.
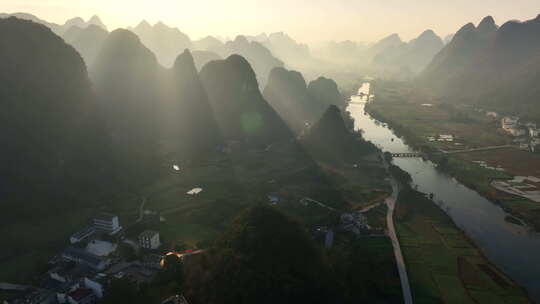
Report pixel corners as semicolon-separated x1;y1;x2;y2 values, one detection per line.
2;213;182;304
339;213;370;235
69;214;123;245
500;116;540;151
427;134;455;142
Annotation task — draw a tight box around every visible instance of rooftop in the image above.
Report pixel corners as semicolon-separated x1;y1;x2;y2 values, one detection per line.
94;213;117;222
63;246;107;268
139;230;159;239
68;288;94;301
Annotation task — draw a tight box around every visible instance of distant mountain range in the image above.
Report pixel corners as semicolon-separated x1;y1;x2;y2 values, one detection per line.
129;20;192;67
205;35;285;87
245;32;312;68
62;25;109;67
0;16;308;207
420;14;540;120
0;12;106;35
371;31;444;76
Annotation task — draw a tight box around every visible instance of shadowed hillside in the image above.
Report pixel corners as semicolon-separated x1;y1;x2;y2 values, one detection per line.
0;17;112;216
263;67;344;133
199;55;292;145
91;29;161;185
303;105;376;163
158;49;222;157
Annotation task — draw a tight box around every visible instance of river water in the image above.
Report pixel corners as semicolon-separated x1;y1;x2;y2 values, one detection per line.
347;83;540;302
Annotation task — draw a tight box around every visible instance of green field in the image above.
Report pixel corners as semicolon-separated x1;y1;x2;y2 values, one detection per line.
395;189;530;303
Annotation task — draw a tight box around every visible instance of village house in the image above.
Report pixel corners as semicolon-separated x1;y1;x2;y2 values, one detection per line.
69;227;95;245
48;264;92;283
438;134;454;142
2;288;55;304
66;288;96;304
486;111;498;118
340;213;369;235
139;230;161;250
529;126;539;138
93;213;122;235
83;277;106;299
62;247;110;271
501;117;526;137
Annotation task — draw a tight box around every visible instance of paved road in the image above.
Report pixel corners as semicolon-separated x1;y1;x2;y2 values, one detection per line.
136;197;147;223
358;201;384;213
382;155;413;304
441;145;514;154
301;197;336;211
385;179;413;304
0;282;33;291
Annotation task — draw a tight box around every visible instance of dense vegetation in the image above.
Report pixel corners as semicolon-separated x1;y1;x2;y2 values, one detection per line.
183;206;335;304
0;17;112;213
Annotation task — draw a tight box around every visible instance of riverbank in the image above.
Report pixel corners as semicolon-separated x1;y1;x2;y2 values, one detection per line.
394;183;531;303
347;82;540;302
383;158;531;303
365;94;540;232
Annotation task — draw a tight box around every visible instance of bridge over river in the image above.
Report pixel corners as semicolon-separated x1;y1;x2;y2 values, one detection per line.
390;152;423;158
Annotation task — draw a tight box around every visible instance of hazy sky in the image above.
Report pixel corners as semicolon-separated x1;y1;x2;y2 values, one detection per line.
2;0;540;42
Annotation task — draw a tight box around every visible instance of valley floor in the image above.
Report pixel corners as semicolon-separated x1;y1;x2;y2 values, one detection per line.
394;187;531;304
1;139;402;303
366;82;540;232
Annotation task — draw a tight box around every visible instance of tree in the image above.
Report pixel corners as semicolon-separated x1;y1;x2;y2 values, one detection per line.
154;254;183;288
102;279;155;304
183;206;336;304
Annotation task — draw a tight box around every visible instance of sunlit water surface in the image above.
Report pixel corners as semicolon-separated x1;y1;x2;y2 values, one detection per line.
347;83;540;302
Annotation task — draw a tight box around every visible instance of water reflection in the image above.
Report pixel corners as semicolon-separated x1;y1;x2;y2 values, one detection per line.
347;84;540;301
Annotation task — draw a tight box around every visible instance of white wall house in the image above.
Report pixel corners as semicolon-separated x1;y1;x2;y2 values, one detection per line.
93;213;122;235
139;230;161;250
529;127;539;138
70;227;95;244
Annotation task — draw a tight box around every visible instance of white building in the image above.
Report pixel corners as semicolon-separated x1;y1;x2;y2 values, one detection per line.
93;213;122;235
62;247;110;271
139;230;160;250
486;111;498;118
501;117;525;137
502;117;519;129
529;127;539;138
70;227;95;244
84;277;105;299
438;134;454;142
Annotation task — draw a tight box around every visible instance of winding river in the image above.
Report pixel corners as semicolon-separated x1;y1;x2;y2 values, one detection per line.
347;83;540;302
